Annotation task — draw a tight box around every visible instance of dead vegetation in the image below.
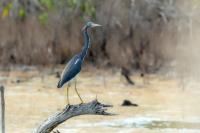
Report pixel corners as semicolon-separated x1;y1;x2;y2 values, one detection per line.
0;0;196;74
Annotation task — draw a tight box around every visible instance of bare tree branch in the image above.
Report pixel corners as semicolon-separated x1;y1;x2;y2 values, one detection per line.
34;100;113;133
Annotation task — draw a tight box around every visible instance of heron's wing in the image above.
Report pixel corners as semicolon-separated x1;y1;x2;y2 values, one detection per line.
60;55;79;80
57;60;72;88
57;54;82;88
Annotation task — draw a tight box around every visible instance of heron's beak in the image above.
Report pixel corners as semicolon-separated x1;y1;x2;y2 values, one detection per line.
91;23;102;28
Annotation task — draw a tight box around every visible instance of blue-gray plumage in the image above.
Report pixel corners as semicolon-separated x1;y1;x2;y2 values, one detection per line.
57;55;82;88
57;21;101;104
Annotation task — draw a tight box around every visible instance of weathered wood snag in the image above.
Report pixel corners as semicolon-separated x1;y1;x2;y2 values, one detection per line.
0;85;5;133
34;100;113;133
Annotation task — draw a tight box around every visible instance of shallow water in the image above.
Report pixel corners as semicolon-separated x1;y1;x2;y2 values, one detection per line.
1;67;200;133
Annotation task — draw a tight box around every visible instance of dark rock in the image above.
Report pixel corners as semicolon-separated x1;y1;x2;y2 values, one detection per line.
121;99;138;107
16;79;21;83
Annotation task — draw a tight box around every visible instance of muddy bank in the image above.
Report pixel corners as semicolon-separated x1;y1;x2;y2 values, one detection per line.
1;68;200;133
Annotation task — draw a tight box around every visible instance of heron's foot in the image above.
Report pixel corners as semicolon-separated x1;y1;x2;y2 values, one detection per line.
79;103;84;105
95;94;98;100
65;99;70;107
78;98;84;105
65;103;70;108
79;98;84;104
53;130;60;133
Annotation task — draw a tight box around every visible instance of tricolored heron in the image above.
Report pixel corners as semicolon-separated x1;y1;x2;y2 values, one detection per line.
57;21;101;105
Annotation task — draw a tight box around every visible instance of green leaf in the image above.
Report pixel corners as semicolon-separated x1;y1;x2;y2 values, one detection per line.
38;12;48;25
39;0;55;10
18;8;26;19
2;2;13;18
67;0;78;9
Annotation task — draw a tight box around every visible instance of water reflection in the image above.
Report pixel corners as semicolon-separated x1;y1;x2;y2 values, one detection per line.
63;117;200;129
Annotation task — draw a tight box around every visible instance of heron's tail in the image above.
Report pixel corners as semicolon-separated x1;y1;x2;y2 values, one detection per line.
57;80;62;88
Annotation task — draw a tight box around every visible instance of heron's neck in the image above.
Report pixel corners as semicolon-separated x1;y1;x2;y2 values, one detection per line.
80;27;90;60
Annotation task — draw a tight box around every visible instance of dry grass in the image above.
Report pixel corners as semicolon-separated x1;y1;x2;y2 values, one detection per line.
0;0;198;75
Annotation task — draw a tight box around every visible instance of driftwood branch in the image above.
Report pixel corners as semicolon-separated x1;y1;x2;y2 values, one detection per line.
34;100;113;133
0;85;5;133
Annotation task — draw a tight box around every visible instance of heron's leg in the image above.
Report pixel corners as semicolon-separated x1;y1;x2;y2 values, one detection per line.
64;83;70;106
66;83;70;105
74;78;83;103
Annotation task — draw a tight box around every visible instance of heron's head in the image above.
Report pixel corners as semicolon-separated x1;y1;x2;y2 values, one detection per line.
84;21;101;29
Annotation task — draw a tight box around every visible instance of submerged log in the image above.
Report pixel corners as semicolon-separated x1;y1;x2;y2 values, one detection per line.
34;100;113;133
